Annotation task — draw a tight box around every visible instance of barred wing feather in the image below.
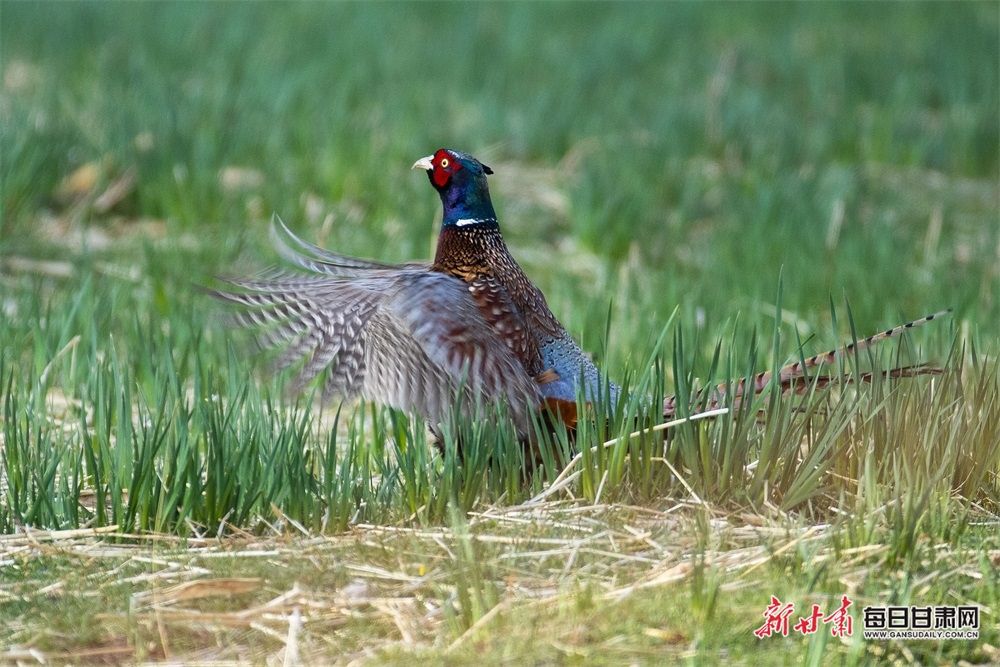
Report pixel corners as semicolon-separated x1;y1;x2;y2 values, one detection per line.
212;270;540;435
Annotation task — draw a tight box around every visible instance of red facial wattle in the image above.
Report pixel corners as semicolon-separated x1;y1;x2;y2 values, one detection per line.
432;149;460;187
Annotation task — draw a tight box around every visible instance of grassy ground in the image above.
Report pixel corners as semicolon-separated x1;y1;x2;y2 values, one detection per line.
1;3;998;665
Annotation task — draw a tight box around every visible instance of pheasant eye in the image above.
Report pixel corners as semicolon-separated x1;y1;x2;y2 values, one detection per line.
439;157;450;169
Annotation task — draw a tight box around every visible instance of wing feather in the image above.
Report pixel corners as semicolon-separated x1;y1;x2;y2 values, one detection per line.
211;269;540;435
270;216;430;277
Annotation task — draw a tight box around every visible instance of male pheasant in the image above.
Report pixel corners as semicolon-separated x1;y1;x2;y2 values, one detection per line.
413;149;619;426
213;148;947;442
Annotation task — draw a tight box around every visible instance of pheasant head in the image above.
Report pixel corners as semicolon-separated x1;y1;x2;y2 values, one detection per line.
413;149;497;229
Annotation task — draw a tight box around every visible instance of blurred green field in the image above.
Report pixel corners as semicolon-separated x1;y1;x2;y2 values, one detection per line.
4;3;997;347
1;3;998;665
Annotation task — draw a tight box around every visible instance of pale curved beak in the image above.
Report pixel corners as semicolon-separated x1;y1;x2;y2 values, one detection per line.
411;155;434;171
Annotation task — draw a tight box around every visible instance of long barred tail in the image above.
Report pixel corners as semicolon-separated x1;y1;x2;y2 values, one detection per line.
662;310;951;418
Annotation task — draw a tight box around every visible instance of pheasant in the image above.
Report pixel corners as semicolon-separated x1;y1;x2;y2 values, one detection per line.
413;149;619;426
212;148;947;443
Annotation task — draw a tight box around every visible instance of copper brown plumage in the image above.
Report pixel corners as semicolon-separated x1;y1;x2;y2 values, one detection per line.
414;149;620;420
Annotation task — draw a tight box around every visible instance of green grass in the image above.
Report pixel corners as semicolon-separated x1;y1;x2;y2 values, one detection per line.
1;2;998;664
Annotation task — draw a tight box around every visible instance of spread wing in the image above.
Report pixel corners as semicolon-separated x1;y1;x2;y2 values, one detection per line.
210;269;541;435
